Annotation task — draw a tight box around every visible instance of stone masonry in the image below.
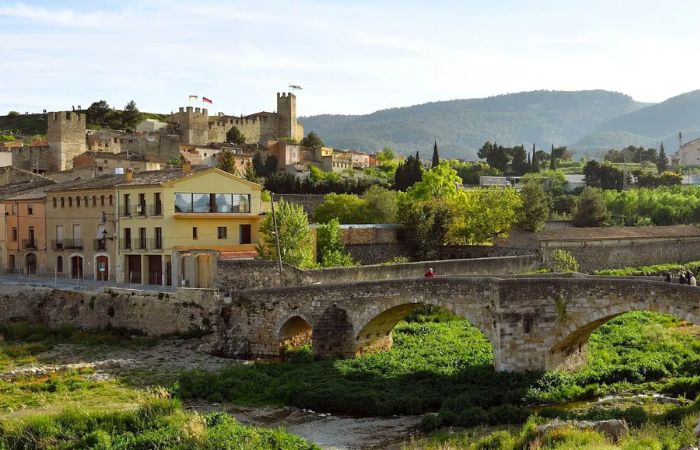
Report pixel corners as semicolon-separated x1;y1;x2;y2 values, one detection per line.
209;276;700;372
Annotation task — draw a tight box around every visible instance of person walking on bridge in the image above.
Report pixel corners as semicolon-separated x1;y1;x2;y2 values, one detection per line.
425;267;434;278
679;271;688;285
689;271;697;286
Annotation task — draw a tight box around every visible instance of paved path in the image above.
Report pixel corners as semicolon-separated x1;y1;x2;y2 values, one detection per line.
0;273;175;293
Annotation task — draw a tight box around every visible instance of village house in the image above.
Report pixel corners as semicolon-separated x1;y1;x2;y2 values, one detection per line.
115;163;264;288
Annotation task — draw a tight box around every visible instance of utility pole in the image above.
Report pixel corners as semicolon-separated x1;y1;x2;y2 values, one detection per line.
269;194;283;279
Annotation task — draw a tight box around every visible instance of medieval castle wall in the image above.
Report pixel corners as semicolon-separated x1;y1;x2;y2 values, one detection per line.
170;93;304;146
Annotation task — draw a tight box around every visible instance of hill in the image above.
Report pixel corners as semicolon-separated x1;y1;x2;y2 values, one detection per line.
576;90;700;152
301;90;649;159
0;111;167;137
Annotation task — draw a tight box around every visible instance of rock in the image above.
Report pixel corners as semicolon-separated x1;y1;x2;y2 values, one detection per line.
694;416;700;437
536;419;628;442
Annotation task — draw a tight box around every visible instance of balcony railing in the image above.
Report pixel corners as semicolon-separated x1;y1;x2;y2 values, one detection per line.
52;240;64;251
64;239;83;250
22;239;37;250
94;238;108;251
120;203;162;217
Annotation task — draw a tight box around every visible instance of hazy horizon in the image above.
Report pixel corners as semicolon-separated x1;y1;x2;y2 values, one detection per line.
2;1;700;116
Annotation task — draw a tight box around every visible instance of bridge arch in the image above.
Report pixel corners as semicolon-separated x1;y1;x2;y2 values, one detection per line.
351;288;497;363
278;315;312;354
539;280;700;371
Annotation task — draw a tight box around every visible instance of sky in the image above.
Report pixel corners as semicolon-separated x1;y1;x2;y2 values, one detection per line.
1;0;700;117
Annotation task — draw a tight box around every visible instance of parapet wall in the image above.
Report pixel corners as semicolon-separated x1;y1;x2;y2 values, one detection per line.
0;285;219;336
216;254;542;292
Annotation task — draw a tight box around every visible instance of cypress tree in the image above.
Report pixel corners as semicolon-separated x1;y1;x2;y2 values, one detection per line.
432;141;440;168
549;144;556;170
527;151;532;172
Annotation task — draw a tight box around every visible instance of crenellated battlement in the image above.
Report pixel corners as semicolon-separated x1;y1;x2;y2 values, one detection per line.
48;111;86;123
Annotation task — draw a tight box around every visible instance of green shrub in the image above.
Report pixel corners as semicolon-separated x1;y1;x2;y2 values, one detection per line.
549;249;579;272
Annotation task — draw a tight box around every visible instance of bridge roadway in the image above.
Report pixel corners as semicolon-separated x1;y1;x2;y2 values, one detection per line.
209;275;700;372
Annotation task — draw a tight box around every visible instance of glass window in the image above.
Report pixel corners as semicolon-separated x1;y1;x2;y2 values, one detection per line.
192;193;210;213
217;226;227;239
175;192;193;213
214;194;232;212
232;194;250;213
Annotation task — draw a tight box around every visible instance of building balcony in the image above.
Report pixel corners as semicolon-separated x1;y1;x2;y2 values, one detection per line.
64;239;83;250
51;240;65;251
94;238;108;251
120;203;162;218
22;239;37;250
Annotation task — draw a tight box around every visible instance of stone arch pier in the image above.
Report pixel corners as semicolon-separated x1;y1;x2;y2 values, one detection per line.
212;276;700;372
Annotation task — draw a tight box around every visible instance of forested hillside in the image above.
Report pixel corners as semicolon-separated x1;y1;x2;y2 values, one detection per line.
302;90;648;159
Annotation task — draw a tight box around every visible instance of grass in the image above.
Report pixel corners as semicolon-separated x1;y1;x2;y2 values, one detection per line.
0;324;319;449
594;260;700;277
0;397;318;449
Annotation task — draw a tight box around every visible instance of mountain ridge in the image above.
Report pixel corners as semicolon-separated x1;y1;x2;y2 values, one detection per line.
301;89;700;159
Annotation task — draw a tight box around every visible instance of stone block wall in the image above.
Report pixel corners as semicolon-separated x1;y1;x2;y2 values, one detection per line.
0;285;219;336
543;239;700;272
273;194;325;216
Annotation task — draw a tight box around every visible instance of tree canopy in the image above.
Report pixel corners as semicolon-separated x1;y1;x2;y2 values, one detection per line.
257;198;315;268
300;131;324;148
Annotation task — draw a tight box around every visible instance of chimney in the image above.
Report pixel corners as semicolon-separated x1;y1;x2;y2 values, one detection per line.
125;167;134;182
182;159;192;173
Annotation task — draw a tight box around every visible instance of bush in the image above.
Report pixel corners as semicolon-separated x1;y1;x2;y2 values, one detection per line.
549;249;579;272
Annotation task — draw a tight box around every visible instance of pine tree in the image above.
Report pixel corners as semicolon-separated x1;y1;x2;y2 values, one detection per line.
510;145;529;176
432;141;440;168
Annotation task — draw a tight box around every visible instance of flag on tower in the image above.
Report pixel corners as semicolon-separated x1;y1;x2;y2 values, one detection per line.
202;97;213;104
289;84;303;90
188;95;198;101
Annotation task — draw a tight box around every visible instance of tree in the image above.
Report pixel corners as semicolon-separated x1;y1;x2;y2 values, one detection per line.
216;149;237;174
572;187;609;227
264;155;278;175
432;141;440;168
478;141;510;173
657;143;669;174
316;218;354;267
549;144;556;170
122;100;142;130
226;126;246;145
257;198;315;268
300;131;324;148
86;100;111;127
7;111;19;119
405;162;463;202
518;181;549;232
313;193;367;224
252;152;266;176
362;185;398;223
394;152;422;191
377;147;396;165
448;160;501;185
510;145;529;176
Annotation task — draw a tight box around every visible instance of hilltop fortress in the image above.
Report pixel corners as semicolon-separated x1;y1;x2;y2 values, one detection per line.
12;92;304;172
169;92;304;146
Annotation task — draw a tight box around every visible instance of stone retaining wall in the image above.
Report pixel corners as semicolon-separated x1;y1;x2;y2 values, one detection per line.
0;285;219;336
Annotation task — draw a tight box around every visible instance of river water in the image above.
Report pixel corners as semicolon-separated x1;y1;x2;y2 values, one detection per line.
187;401;423;449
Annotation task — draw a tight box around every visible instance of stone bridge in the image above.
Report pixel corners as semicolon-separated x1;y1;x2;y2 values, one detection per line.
210;276;700;372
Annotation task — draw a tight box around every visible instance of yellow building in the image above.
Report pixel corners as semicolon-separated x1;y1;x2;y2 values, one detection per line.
115;164;263;287
45;178;118;281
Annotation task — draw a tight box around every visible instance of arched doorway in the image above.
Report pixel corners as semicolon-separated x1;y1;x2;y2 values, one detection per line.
279;316;312;357
25;253;37;275
96;255;109;281
70;255;83;279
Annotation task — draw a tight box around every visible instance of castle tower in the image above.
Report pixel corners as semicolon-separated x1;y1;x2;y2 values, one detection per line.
276;92;303;142
170;107;209;145
47;111;87;171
